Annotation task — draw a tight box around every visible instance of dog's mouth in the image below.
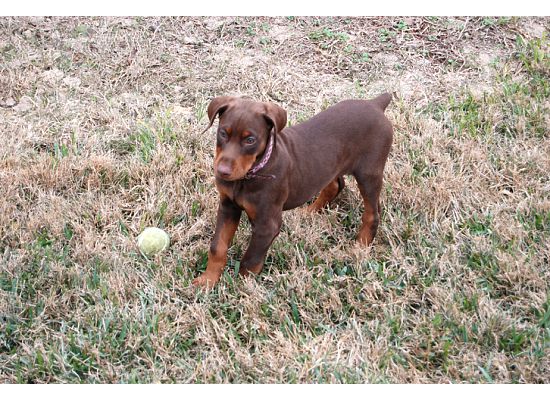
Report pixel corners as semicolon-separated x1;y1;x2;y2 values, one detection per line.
215;172;244;182
214;154;257;181
214;162;254;182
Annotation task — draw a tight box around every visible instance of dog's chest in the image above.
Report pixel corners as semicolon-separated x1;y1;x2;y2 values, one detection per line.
216;179;264;221
215;179;247;207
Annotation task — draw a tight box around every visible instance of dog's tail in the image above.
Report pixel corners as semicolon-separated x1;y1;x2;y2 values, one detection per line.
372;92;393;111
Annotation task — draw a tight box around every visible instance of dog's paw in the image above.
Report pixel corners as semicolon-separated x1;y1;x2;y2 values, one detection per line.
192;272;219;289
238;262;263;276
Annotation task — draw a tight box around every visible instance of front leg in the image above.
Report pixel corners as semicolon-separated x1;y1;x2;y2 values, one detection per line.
239;208;283;277
192;197;241;288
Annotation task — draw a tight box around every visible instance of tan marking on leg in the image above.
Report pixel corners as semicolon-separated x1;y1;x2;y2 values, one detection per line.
357;199;378;246
238;202;261;276
192;217;239;289
307;178;340;212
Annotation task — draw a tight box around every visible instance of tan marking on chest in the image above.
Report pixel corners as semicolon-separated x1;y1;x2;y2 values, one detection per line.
241;199;257;220
215;181;257;220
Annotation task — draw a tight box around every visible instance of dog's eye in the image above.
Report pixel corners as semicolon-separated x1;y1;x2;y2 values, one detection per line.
218;130;228;140
243;136;257;145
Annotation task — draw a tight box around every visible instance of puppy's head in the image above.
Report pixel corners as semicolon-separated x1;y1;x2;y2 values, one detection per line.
204;96;286;181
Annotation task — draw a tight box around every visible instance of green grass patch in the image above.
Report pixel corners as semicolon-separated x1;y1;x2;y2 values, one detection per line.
440;35;548;139
308;27;349;44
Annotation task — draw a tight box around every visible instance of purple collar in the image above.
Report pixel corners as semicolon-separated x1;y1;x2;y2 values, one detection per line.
244;135;275;180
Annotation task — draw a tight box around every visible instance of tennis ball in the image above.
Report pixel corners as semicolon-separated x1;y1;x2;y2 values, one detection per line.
137;227;170;257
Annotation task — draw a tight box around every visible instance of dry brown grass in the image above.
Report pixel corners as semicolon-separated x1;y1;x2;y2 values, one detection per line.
1;16;549;383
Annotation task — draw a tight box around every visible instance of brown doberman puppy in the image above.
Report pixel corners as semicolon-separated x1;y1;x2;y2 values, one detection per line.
192;93;393;288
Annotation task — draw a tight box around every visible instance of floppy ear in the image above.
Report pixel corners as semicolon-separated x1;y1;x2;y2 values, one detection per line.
262;102;287;135
201;96;236;134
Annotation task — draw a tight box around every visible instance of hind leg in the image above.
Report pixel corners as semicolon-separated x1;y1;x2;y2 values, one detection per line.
353;173;383;246
307;176;345;212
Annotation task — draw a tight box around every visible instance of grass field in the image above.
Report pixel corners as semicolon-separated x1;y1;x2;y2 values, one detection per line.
0;16;549;383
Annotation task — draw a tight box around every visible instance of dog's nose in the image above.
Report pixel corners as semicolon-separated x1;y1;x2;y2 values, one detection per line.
216;163;233;178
